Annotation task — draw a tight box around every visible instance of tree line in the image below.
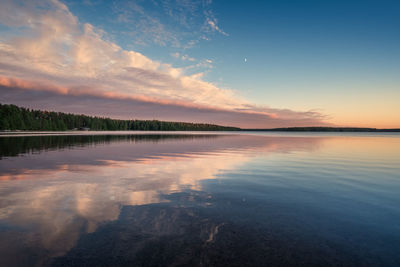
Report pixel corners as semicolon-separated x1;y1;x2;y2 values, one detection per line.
0;103;239;131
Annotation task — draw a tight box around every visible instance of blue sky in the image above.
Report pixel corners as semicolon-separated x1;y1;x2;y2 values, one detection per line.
68;0;400;121
0;0;399;127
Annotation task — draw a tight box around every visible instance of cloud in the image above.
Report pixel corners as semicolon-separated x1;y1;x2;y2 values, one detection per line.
113;0;229;48
0;83;328;128
171;52;196;62
206;18;229;36
0;0;328;128
115;1;180;47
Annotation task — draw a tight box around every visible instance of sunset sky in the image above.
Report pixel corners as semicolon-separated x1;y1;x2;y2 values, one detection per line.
0;0;399;128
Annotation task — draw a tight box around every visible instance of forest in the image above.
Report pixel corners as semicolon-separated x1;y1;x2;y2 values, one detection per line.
0;103;239;131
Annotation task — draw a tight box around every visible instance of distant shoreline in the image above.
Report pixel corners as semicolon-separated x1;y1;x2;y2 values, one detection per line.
1;127;400;136
241;127;400;132
1;103;399;133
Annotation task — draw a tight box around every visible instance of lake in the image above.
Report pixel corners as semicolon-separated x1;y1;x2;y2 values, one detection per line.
0;132;399;266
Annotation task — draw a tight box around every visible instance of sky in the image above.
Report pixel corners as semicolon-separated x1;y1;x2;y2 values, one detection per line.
0;0;399;128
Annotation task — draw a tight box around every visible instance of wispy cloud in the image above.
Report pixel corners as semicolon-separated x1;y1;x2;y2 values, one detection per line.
171;52;196;62
112;0;229;48
114;1;180;47
205;18;229;36
0;0;328;128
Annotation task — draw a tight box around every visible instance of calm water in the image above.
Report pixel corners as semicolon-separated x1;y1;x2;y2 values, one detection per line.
0;132;399;266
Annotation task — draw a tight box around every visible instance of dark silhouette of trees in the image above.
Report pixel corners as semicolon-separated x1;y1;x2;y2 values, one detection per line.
0;103;239;131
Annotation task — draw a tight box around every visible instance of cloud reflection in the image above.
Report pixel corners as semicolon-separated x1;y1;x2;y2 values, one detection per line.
0;134;323;265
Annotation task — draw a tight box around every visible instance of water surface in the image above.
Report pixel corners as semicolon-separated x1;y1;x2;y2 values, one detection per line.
0;132;399;266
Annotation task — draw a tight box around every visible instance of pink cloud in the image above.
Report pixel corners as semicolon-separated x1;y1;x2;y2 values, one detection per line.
0;79;328;128
0;0;328;128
